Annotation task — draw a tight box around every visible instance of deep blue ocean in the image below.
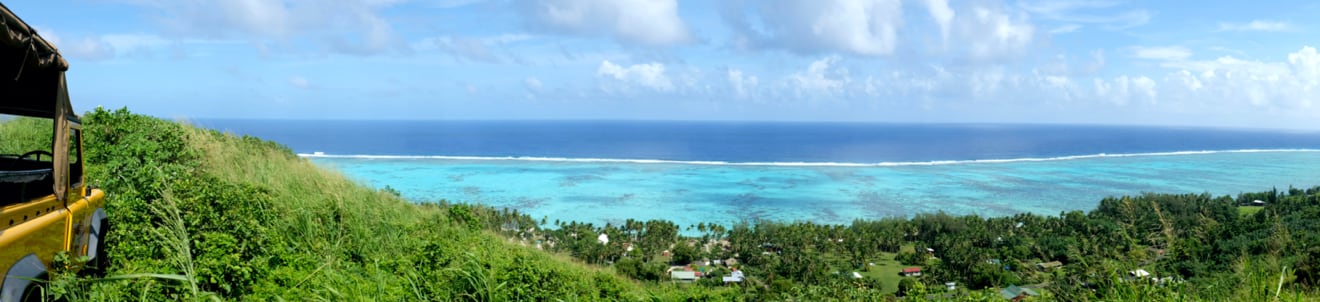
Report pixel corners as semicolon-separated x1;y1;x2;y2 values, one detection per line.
196;120;1320;227
197;120;1320;163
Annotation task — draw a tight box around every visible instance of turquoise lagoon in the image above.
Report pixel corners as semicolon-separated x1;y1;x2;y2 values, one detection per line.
308;150;1320;228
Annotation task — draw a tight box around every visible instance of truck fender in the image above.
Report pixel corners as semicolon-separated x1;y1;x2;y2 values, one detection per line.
1;254;47;302
87;208;107;261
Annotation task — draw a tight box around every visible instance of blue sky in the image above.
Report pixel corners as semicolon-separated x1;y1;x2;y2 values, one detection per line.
11;0;1320;129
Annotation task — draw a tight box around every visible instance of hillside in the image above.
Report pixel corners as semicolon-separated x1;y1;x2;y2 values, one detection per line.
18;108;1320;301
44;108;734;301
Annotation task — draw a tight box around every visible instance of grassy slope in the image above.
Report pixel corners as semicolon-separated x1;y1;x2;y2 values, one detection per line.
68;108;735;301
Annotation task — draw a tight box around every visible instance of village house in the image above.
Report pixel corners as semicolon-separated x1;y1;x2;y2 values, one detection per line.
1037;261;1063;270
670;270;697;283
901;267;922;277
722;269;745;283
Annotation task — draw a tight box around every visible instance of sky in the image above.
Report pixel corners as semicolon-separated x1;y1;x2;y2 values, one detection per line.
10;0;1320;129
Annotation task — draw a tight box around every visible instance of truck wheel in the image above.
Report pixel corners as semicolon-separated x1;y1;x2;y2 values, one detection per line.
19;275;46;302
90;218;110;275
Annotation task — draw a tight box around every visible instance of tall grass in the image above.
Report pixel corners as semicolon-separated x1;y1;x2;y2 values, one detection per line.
0;116;52;155
145;185;205;300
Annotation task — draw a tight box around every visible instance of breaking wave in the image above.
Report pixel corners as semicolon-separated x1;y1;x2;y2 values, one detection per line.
297;149;1320;167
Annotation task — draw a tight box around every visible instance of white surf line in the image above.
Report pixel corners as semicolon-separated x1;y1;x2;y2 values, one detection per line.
297;149;1320;167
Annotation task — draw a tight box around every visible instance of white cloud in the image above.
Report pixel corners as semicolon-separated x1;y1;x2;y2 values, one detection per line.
1156;47;1320;109
1076;75;1157;106
727;68;760;99
288;76;313;89
1160;55;1289;77
435;0;487;8
922;0;956;46
36;27;115;61
529;0;691;46
56;37;117;61
118;0;406;55
525;77;544;91
971;67;1009;97
412;34;533;63
962;5;1035;60
522;77;545;100
555;46;1313;126
39;28;251;61
1092;79;1112;101
863;69;945;98
786;56;850;98
724;0;1042;61
1170;70;1203;92
1291;47;1320;87
1042;75;1071;88
1218;20;1291;32
100;34;172;53
597;60;674;91
1208;46;1249;57
727;0;905;56
573;46;1316;127
418;36;498;62
1131;46;1191;61
1015;0;1121;16
1049;24;1082;34
1017;0;1150;30
1087;49;1106;73
1131;76;1157;101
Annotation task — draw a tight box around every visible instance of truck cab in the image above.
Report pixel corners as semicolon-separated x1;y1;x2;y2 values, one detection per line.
0;3;109;301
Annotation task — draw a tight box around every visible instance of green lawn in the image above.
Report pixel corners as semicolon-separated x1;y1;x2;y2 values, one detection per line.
858;246;922;294
1238;206;1263;217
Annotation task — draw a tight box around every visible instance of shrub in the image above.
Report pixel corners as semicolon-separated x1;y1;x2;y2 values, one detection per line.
897;250;926;265
671;241;699;265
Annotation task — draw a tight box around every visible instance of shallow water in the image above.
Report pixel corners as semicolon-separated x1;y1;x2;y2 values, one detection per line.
309;150;1320;228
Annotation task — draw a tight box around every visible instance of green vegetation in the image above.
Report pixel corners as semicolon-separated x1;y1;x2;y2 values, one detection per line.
455;168;1320;300
1239;205;1265;217
13;108;1320;301
0;116;52;155
29;108;737;301
856;249;909;294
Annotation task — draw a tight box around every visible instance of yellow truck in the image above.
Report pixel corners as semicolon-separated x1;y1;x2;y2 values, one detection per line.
0;3;109;301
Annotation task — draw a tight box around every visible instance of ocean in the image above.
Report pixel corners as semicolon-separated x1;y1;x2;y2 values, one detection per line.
196;120;1320;227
